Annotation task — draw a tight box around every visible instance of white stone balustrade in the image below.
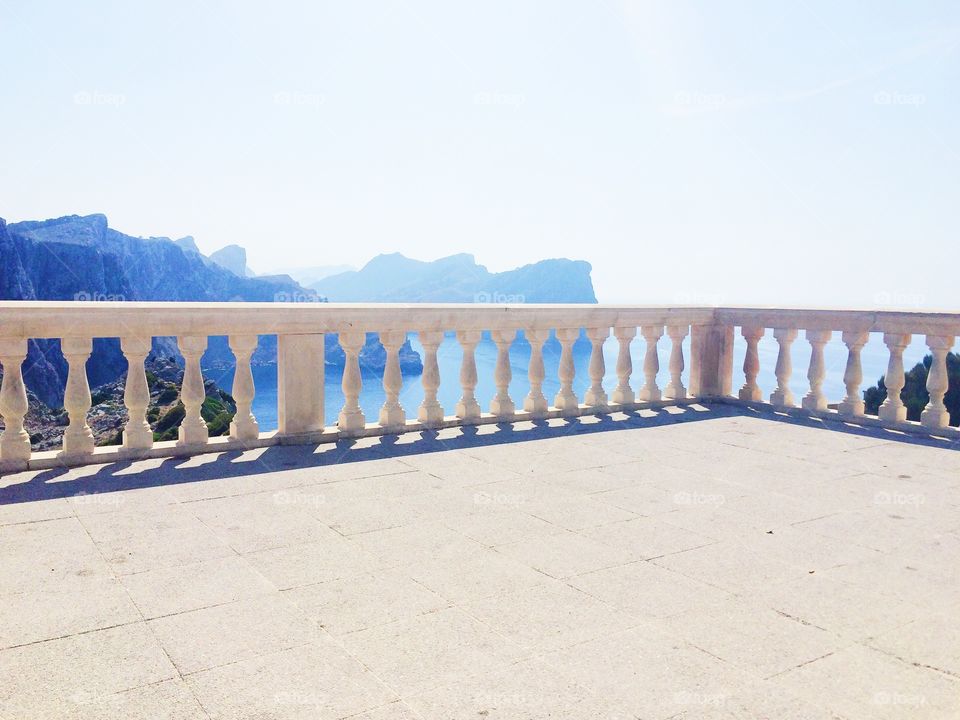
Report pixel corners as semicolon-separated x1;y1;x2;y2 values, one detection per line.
228;334;260;441
878;333;910;423
638;326;663;402
337;330;366;435
177;335;209;447
801;330;831;411
584;327;609;408
921;335;955;429
1;301;959;471
490;330;517;417
769;328;798;408
417;331;444;427
121;336;153;450
611;327;636;405
455;330;482;421
837;331;869;416
738;326;764;402
663;325;688;400
0;337;31;463
523;329;549;417
378;331;407;430
61;337;95;458
553;327;580;414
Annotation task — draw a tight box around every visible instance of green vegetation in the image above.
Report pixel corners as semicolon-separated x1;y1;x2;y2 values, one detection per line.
864;352;960;426
152;391;236;442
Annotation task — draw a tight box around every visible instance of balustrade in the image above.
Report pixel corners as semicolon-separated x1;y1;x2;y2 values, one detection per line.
801;330;831;412
0;301;957;471
921;335;955;429
663;326;688;400
638;326;663;402
611;327;635;405
878;333;910;423
121;336;153;450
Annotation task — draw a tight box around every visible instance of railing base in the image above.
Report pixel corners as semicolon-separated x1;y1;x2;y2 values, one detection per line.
6;396;956;474
715;397;960;443
5;398;704;472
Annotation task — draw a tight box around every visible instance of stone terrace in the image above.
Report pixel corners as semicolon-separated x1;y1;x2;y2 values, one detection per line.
1;405;958;719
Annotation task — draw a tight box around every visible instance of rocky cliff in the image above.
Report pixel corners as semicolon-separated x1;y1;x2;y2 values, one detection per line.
310;253;597;303
0;215;419;406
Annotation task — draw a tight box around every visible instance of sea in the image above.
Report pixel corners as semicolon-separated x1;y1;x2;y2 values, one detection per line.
202;331;931;432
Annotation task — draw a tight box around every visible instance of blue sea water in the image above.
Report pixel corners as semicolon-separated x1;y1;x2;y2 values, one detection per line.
203;330;932;433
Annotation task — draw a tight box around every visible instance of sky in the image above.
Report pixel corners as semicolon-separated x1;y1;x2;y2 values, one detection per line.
1;1;957;306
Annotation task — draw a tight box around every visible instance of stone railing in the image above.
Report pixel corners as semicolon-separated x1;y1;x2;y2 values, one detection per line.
714;307;959;436
0;302;957;471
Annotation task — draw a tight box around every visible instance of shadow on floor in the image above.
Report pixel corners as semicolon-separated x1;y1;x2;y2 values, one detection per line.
1;402;957;505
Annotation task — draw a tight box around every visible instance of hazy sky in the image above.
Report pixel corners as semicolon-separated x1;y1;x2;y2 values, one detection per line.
1;1;957;305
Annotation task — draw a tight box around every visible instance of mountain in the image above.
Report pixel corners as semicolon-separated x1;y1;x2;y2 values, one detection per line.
266;264;356;287
310;253;597;303
0;215;419;407
208;244;253;277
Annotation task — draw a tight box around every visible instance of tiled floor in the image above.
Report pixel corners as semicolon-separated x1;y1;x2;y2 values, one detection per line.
1;405;959;719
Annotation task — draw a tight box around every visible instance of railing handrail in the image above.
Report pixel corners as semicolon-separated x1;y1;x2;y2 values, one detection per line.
2;301;958;339
0;301;715;338
714;307;960;335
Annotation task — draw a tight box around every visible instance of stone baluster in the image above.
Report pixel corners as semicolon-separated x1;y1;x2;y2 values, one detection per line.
878;333;911;423
228;334;260;441
455;330;482;421
0;338;31;464
769;328;798;407
61;337;95;458
337;331;366;434
611;327;636;405
801;330;831;411
553;328;580;413
418;331;444;426
120;336;153;450
738;326;764;401
490;330;517;417
177;335;209;446
584;327;609;408
378;331;407;430
277;333;325;437
523;328;549;417
837;331;869;416
638;326;663;402
920;335;955;429
663;326;688;400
